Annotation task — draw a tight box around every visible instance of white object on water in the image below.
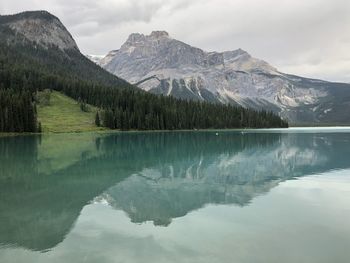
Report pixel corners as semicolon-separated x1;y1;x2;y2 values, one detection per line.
216;133;219;136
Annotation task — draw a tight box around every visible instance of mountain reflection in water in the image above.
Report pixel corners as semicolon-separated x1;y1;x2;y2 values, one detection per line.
0;130;350;251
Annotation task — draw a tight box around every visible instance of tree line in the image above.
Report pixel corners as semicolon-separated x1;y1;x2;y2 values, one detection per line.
0;88;38;132
62;83;287;130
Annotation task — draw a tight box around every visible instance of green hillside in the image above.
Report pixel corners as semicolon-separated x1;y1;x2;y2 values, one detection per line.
37;91;106;133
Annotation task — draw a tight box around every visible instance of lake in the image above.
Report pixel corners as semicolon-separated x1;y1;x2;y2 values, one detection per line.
0;128;350;263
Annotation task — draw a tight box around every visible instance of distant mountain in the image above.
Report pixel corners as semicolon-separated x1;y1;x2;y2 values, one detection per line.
96;31;350;125
86;54;105;64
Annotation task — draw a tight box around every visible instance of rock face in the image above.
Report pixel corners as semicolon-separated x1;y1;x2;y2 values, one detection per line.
97;31;350;124
0;11;78;51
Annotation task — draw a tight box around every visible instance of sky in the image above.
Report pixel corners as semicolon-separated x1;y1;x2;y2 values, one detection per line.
1;0;350;82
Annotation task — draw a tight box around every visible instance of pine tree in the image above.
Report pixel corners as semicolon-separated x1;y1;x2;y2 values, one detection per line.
95;112;100;127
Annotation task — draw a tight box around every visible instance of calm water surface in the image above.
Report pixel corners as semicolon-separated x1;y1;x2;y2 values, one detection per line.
0;128;350;263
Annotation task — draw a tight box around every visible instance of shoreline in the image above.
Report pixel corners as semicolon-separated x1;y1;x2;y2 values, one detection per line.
2;126;350;137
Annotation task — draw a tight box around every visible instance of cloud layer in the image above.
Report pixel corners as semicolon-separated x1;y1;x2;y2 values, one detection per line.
1;0;350;82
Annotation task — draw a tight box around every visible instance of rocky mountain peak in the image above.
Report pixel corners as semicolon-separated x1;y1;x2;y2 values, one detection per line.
223;48;249;59
101;31;277;79
150;30;169;39
0;10;78;51
126;33;145;44
94;31;350;125
222;48;277;73
0;10;56;22
125;31;170;45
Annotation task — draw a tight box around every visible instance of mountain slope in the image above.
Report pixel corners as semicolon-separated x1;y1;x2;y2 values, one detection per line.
0;11;132;88
0;10;132;132
97;31;350;125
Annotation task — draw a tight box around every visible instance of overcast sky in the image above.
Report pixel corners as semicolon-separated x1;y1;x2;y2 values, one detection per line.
1;0;350;82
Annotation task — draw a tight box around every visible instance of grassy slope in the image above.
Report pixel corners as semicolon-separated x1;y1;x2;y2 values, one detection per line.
37;91;107;133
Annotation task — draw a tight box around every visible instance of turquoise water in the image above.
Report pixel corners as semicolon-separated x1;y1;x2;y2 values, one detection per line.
0;129;350;263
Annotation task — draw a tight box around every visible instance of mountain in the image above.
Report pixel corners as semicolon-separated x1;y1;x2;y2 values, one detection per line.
0;11;287;132
86;54;105;64
0;10;132;88
0;10;78;51
0;10;132;133
96;31;350;125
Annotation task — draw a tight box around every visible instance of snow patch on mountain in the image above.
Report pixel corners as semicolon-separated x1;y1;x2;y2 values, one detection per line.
89;30;350;124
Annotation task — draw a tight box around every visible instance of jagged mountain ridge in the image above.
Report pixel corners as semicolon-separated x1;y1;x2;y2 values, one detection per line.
96;31;350;124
